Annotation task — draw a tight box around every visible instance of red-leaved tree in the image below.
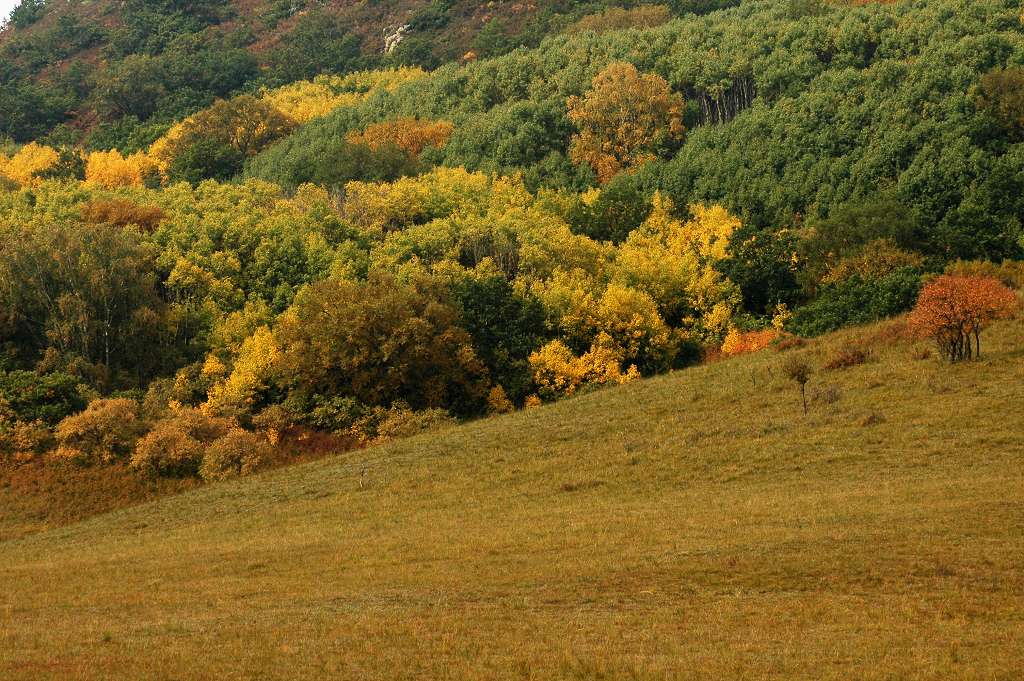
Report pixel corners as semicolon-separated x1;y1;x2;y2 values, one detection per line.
907;275;1017;362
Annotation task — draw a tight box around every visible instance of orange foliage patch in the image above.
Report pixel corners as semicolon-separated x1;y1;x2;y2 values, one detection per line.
346;118;454;158
721;328;780;356
80;198;167;232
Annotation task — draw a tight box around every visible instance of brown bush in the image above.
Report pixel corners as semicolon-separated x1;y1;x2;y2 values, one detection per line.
773;336;807;352
2;420;52;463
53;398;145;464
80;199;166;232
721;328;780;356
823;347;871;370
131;408;231;478
199;429;269;482
485;385;515;415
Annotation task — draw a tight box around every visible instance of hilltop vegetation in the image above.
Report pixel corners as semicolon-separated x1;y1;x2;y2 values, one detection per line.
0;0;732;146
1;314;1023;678
1;0;1023;493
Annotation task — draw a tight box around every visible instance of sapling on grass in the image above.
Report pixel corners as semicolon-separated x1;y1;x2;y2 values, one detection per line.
782;356;813;414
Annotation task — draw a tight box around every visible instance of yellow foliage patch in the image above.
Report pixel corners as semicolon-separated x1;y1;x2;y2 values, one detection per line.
260;68;428;124
0;143;59;186
84;150;160;189
529;334;639;401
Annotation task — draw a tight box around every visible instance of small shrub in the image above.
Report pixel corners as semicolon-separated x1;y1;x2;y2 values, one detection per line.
53;398;145;464
358;405;456;444
781;356;813;414
486;385;515;415
131;408;231;478
823;347;870;370
3;420;52;463
199;429;269;482
141;378;176;420
252;405;296;445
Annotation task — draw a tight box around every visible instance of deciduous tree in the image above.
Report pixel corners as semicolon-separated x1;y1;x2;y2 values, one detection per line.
567;62;684;183
907;275;1017;362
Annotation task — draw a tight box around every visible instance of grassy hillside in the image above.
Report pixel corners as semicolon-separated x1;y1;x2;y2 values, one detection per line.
2;315;1022;679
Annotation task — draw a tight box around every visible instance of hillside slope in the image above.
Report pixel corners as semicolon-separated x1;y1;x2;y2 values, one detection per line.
0;0;732;143
1;317;1022;679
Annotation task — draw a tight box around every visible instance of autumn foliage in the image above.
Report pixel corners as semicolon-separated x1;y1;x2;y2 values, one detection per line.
0;143;58;186
568;63;684;183
346;118;454;158
721;328;780;356
80;199;167;232
572;5;673;34
907;275;1017;362
84;150;160;188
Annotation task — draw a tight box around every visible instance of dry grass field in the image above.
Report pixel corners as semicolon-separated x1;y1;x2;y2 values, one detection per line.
1;316;1022;680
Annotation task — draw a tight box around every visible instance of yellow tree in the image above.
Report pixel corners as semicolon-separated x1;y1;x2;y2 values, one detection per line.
567;62;684;183
204;326;281;416
84;150;160;188
613;194;741;339
0;143;59;186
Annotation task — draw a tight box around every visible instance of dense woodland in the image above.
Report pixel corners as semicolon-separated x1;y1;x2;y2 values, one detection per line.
1;0;1022;480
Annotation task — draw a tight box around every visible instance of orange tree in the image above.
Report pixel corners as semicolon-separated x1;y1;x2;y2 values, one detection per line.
907;275;1017;362
567;62;684;183
346;118;454;158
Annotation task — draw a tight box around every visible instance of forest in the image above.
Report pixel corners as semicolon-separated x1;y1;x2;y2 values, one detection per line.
1;0;1022;481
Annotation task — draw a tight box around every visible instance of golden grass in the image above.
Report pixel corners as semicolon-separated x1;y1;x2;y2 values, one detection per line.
1;317;1022;679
